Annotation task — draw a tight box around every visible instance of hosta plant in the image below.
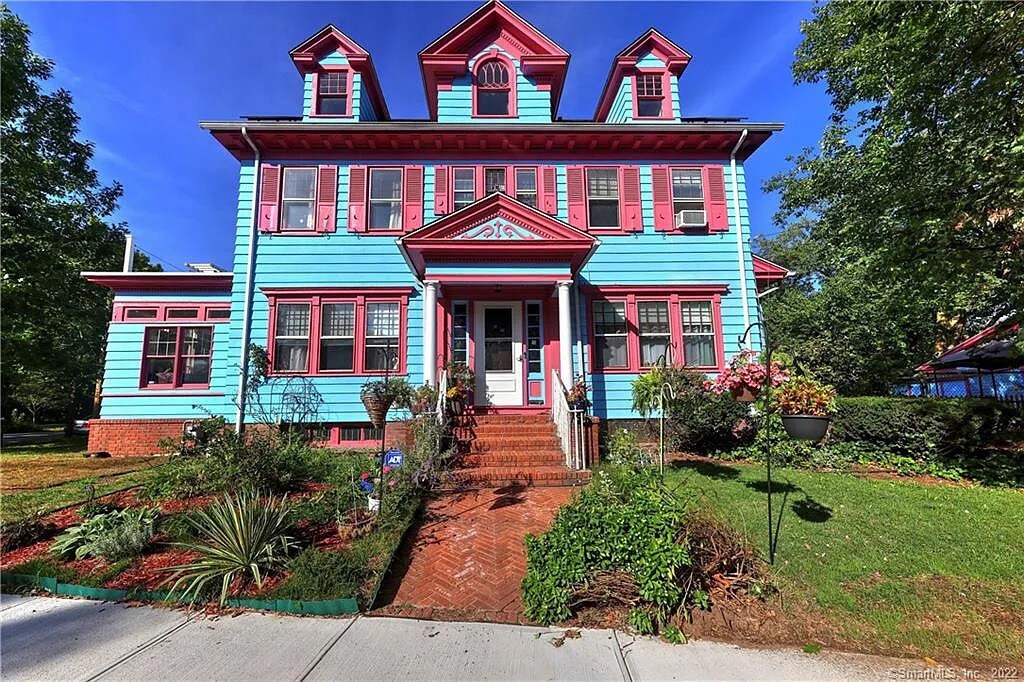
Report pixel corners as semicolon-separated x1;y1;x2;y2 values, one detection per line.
51;508;159;561
164;489;296;605
774;377;837;416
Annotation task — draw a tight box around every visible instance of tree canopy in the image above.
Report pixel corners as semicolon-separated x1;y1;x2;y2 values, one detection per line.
1;6;157;429
760;2;1024;394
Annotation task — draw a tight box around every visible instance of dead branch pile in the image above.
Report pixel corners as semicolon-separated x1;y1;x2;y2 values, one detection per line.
678;512;761;605
568;570;641;610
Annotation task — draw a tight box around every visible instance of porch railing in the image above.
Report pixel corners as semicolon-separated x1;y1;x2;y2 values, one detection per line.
435;368;448;426
552;369;587;470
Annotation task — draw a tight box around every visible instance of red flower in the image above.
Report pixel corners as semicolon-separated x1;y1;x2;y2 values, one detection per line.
382;465;392;475
360;472;371;481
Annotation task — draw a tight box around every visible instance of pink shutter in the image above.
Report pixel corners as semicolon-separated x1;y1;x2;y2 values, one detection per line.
619;166;642;232
566;166;586;229
403;166;424;232
705;165;728;232
315;165;338;233
434;166;449;215
651;165;674;231
348;165;367;233
258;164;280;233
541;166;557;214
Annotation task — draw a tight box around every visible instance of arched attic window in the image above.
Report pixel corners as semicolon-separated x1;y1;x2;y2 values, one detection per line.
474;57;514;117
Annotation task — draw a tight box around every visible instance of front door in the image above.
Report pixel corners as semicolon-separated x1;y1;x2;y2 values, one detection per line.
474;303;523;406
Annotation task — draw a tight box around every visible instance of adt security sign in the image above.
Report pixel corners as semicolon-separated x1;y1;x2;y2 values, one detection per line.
384;448;404;469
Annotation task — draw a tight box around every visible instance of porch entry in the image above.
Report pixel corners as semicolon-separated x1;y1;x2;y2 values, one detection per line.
474;302;523;406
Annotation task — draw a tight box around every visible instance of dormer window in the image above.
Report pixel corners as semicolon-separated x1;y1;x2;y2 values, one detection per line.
635;73;665;118
474;58;512;117
316;71;349;115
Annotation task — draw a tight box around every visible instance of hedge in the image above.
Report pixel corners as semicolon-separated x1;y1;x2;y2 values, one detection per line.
829;397;1021;456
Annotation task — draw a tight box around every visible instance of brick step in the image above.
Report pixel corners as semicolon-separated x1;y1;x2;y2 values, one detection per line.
445;466;591;489
454;423;556;436
459;452;566;467
467;437;561;452
460;414;552;425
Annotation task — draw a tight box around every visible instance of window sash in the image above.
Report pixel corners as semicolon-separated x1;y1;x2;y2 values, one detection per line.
592;301;628;369
319;303;355;371
680;301;716;367
274;303;310;372
515;168;537;207
672;169;705;213
368;168;403;230
364;302;400;372
587;169;619;228
637;301;671;367
281;167;317;230
485;167;507;194
453;168;476;209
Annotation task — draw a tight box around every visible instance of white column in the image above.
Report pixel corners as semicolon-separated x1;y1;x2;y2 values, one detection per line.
557;280;573;389
422;280;439;387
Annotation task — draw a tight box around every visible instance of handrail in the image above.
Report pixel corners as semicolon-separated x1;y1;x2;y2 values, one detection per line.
435;368;448;426
551;369;587;470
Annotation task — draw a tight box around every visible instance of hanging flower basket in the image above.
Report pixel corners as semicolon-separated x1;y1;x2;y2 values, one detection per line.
781;414;831;442
361;395;393;429
730;386;758;403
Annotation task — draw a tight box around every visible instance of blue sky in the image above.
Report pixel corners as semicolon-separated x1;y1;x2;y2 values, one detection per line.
12;1;829;271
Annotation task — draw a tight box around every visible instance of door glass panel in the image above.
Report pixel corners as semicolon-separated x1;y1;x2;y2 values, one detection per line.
483;308;513;372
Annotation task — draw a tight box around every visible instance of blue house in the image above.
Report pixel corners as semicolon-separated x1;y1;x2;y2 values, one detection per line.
84;1;782;482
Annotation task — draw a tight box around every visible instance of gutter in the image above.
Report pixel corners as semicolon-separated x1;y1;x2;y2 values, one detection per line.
729;128;752;335
235;126;261;434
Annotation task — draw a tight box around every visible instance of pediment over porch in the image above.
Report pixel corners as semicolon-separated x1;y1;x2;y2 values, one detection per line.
398;193;597;279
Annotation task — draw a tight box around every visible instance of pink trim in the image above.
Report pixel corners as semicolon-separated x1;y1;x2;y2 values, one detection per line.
752;255;792;290
113;301;230;323
586;285;728;374
529;381;542;398
139;325;215;390
309;67;354;118
425;273;568;285
264;289;411;377
595;28;691;121
418;0;569;119
102;391;225;398
289;25;390;119
471;50;518;119
83;273;232;293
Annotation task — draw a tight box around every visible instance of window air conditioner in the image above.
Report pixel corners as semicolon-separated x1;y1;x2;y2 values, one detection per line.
676;210;707;228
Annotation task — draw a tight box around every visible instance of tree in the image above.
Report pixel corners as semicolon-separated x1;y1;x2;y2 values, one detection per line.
762;3;1024;392
1;7;157;433
10;370;65;425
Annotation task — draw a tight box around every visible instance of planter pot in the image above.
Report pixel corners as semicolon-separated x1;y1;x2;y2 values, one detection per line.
781;414;831;442
730;386;758;404
361;395;394;429
367;496;380;513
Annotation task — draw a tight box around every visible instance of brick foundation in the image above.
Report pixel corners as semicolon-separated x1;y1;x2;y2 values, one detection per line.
87;418;188;456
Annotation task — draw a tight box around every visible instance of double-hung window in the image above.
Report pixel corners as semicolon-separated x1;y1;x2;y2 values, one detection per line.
319;303;355;371
515;168;537;207
635;73;664;118
452;168;476;211
281;167;317;231
273;303;311;372
592;301;628;369
316;71;348;115
587;168;619;229
368;168;403;230
364;302;400;371
637;301;671;367
672;169;705;226
141;326;213;388
485;167;507;195
680;301;716;367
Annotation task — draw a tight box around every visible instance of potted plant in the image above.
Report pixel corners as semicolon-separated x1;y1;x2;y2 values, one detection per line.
707;350;789;403
444;362;475;415
565;375;590;411
774;376;836;442
360;378;413;428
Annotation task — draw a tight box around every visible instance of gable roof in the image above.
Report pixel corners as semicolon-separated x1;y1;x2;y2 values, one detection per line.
399;192;597;277
289;24;390;119
419;0;570;119
594;28;692;121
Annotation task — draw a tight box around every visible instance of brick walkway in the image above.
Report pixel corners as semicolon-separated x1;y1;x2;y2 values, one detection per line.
375;485;575;624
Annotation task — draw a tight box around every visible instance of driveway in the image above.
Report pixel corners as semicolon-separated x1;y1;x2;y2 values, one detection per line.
1;595;921;681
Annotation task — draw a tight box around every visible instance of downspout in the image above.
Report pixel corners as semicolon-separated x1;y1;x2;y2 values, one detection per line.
730;128;752;338
235;126;261;434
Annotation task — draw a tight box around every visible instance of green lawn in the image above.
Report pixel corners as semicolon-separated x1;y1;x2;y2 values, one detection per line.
666;458;1024;664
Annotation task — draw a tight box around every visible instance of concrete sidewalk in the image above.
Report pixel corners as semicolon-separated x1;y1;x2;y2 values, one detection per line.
2;594;910;681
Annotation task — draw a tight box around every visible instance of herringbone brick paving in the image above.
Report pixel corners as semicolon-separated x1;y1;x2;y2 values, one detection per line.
375;486;575;623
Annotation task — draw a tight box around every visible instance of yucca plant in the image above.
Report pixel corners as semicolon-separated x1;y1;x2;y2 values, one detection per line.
164;489;296;605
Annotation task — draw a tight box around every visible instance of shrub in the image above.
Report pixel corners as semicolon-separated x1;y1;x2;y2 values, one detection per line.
270;549;366;601
165;489;296;605
51;508;158;561
521;466;690;625
607;428;649;468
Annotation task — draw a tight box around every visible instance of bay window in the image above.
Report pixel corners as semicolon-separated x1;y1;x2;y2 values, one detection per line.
141;326;213;388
